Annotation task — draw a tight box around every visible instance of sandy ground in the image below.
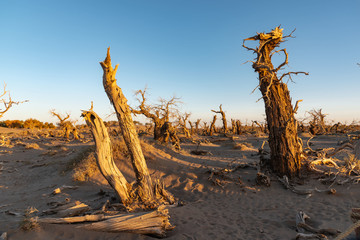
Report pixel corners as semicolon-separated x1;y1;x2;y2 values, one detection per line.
0;127;359;240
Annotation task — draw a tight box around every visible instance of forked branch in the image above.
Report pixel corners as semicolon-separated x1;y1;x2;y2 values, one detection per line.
0;84;27;118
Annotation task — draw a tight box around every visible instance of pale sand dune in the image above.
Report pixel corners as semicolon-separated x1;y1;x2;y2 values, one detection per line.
0;129;359;239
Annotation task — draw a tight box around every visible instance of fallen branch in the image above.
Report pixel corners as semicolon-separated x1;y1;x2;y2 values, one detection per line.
43;201;90;218
296;211;340;239
40;205;173;237
279;176;336;196
296;233;328;239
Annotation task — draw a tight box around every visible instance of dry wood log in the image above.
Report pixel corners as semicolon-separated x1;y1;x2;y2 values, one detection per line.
43;201;90;218
100;48;154;203
82;110;131;204
296;211;340;238
309;159;340;169
38;206;173;237
80;205;173;237
38;214;105;224
56;203;90;218
279;176;336;196
296;233;328;239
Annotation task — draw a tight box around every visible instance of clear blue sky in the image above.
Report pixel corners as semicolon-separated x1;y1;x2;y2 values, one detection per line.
1;0;359;125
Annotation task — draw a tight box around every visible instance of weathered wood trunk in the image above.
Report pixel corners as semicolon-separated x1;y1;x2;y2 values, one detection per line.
209;115;217;136
212;105;228;133
153;120;165;141
236;120;242;135
195;119;201;134
244;27;306;178
39;205;173;238
82;110;130;204
100;48;154;203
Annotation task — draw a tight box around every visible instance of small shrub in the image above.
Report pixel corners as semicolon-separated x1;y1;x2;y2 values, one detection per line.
69;146;98;181
344;153;360;174
20;207;39;231
25;143;40;150
233;142;254;150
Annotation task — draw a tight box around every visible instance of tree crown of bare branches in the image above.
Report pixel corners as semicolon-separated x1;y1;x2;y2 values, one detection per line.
243;26;308;86
0;83;28;118
132;87;182;122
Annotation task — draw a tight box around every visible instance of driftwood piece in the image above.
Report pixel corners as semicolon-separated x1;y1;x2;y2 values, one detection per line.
296;211;340;239
40;205;173;237
80;205;173;237
43;201;90;218
38;214;105;224
309;159;339;169
296;233;328;239
279;176;336;196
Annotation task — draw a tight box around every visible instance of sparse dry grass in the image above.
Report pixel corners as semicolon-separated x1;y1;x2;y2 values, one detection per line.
233;142;254;151
19;207;39;231
71;137;158;182
344;153;360;174
24;143;40;150
67;146;97;181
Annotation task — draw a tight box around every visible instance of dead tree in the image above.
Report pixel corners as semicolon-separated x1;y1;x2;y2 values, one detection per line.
50;110;79;140
231;119;237;134
202;122;209;135
243;27;308;178
236;120;242;135
209;115;217;136
100;48;159;205
188;121;195;135
252;120;265;133
0;84;26;118
211;104;228;133
195;119;201;134
179;113;191;138
131;88;180;148
308;109;327;135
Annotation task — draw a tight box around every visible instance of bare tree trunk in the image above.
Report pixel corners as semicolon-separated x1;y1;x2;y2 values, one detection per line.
212;104;228;133
82;110;130;204
100;48;154;203
202;122;209;135
236;120;242;135
231;119;236;134
188;121;194;135
209;115;217;136
195;119;201;134
243;27;308;178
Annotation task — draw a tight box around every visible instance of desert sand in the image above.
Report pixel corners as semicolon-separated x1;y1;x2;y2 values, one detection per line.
0;126;359;240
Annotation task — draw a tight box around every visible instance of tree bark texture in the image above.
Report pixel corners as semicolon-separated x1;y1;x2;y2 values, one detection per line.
82;110;131;204
243;27;307;178
100;48;154;203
